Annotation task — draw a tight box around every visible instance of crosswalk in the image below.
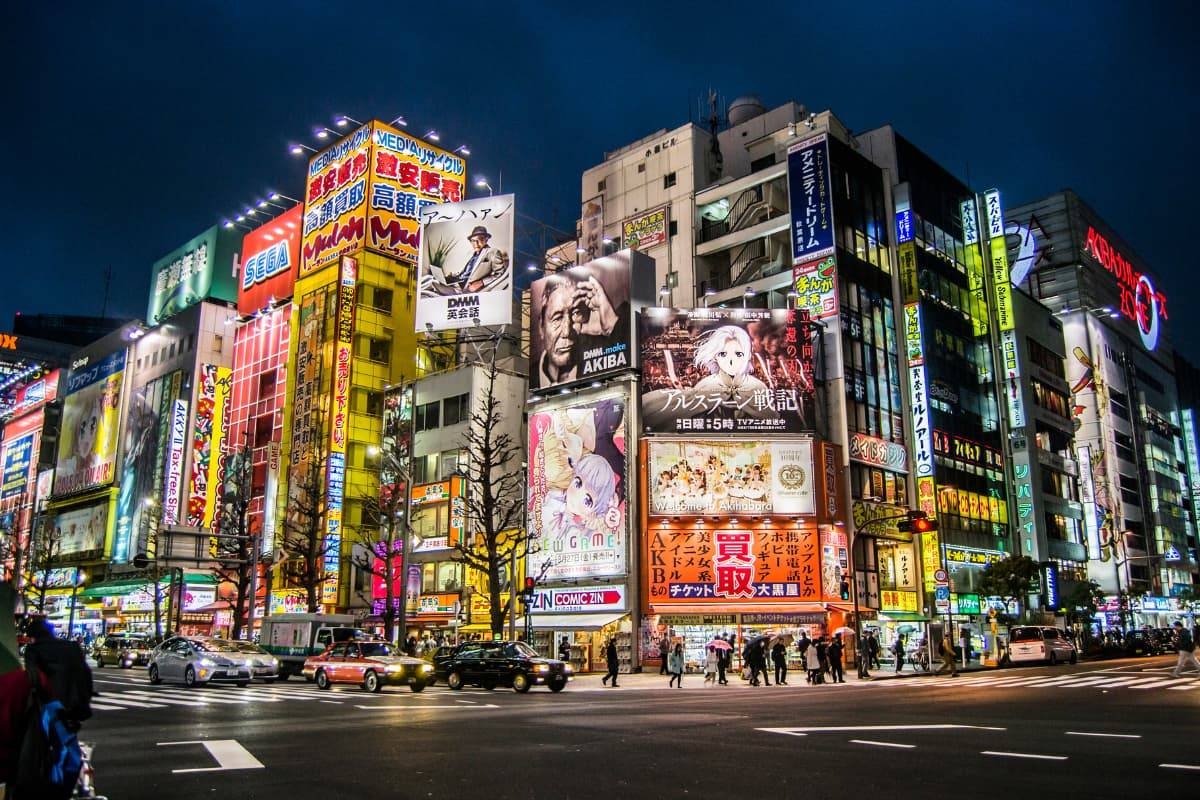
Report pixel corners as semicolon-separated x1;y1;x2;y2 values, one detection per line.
88;672;456;714
916;668;1200;693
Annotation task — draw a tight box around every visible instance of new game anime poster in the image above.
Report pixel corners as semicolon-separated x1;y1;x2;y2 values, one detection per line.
527;392;628;580
639;308;815;433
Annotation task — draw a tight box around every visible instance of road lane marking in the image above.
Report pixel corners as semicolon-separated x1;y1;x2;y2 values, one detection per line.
1128;678;1197;689
982;751;1067;761
849;739;915;749
1160;763;1200;771
159;739;264;773
119;691;208;707
90;702;127;711
1066;731;1141;739
352;703;501;710
148;690;261;705
90;695;167;708
1167;680;1200;690
758;724;1005;733
319;700;343;705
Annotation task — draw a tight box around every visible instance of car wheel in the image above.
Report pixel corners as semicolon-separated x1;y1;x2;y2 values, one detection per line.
236;681;249;688
363;671;381;693
276;673;290;682
1069;651;1078;665
409;681;426;693
148;664;161;685
316;669;331;690
513;672;531;693
184;665;198;688
549;677;566;693
96;655;104;668
482;679;496;691
1048;652;1057;666
446;671;464;691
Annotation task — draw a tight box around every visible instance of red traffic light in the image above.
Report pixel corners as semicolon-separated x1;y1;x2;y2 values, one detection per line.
897;511;938;534
524;577;536;591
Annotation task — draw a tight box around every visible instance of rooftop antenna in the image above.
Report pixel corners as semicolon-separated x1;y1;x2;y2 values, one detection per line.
708;89;723;173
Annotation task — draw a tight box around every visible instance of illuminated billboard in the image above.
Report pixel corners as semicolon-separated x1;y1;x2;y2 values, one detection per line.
1;410;41;501
323;256;358;604
410;477;466;552
53;502;108;557
646;439;815;516
528;391;628;580
639;308;816;433
54;350;126;496
622;206;669;251
529;250;653;392
148;225;239;325
239;204;302;315
789;132;838;320
186;364;230;529
301;121;467;276
415;194;515;331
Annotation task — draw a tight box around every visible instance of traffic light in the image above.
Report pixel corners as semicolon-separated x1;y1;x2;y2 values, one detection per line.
897;511;938;534
520;577;536;606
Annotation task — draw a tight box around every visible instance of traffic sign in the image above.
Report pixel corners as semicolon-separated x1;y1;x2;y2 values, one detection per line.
933;568;948;584
934;586;950;601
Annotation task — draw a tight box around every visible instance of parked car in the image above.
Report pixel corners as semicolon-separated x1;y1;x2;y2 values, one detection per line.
1123;629;1156;657
303;640;433;692
1149;627;1177;655
93;634;153;668
441;640;572;693
149;636;279;687
1008;626;1078;666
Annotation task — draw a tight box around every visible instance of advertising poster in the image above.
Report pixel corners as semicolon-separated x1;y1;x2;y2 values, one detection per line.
415;194;515;331
285;286;331;560
622;206;668;251
640;308;816;433
527;393;628;580
820;527;849;602
6;369;59;418
239;204;302;315
186;364;230;529
366;121;466;266
580;195;604;260
301;124;371;276
54;349;126;496
113;374;174;563
410;477;465;552
323;257;357;604
788;132;839;320
148;225;238;325
162;398;188;526
530;250;652;392
645;525;822;607
1;410;41;500
53;502;108;556
647;440;815;516
380;385;412;507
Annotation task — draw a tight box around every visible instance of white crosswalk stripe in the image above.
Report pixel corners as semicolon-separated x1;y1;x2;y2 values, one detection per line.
908;670;1200;693
88;678;444;713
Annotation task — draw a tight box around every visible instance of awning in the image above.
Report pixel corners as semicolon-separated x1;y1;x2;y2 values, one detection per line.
77;572;219;600
877;612;929;622
515;612;626;631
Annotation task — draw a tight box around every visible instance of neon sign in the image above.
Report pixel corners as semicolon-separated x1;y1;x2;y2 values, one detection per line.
1083;225;1166;351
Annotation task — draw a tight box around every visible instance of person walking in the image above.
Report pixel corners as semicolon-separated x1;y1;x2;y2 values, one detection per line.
717;640;729;685
1171;621;1200;677
959;626;972;668
771;640;788;685
668;643;685;688
659;635;671;676
704;646;719;686
558;637;572;663
857;632;871;680
828;634;845;683
935;633;958;677
892;635;905;673
758;639;772;686
601;637;620;687
867;631;882;670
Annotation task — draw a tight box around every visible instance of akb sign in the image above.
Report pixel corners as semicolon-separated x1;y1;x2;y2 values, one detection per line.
1083;225;1167;351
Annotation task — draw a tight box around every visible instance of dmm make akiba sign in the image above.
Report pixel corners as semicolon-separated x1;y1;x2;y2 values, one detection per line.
529;585;626;614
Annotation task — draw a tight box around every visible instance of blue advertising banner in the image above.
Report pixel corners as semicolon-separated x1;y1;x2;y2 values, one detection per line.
1;432;34;500
788;133;838;320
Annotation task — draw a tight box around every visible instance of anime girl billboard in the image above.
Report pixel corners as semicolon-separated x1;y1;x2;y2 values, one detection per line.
527;393;627;580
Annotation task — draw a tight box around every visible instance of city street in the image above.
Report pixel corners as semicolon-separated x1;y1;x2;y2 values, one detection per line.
85;656;1200;799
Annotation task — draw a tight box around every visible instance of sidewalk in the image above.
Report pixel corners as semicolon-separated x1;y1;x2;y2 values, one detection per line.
566;662;991;691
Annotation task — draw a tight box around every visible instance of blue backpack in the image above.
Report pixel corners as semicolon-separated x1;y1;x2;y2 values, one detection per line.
14;698;83;798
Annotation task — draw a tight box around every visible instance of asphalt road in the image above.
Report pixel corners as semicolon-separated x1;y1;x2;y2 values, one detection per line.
83;656;1199;800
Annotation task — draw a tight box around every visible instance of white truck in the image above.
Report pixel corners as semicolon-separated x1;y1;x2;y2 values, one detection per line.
259;613;371;680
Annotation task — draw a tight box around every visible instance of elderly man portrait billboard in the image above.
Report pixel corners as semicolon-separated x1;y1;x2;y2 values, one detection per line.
640;308;816;433
415;194;515;331
530;250;654;392
527;394;628;580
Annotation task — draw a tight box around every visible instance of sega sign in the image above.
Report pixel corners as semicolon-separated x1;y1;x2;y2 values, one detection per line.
238;204;302;315
529;585;626;614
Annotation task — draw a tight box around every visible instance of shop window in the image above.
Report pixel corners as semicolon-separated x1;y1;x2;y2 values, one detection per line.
443;393;469;426
440;449;463;479
436;562;462;592
421;563;437;593
663;172;676;189
364;390;384;418
257;369;277;402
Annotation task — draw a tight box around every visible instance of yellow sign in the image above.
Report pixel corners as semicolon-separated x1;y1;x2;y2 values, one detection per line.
921;529;941;592
880;590;919;613
984;190;1014;332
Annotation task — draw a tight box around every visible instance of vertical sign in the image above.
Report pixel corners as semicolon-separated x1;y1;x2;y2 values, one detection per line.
1077;445;1100;559
984;190;1014;332
896;205;918;305
789;132;839;320
960;198;990;338
162;399;188;525
261;440;281;557
323;256;358;604
1182;410;1200;551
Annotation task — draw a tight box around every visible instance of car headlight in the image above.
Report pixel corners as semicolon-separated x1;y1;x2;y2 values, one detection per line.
270;657;279;667
199;658;215;667
421;664;434;672
386;664;403;672
536;664;550;673
563;665;573;673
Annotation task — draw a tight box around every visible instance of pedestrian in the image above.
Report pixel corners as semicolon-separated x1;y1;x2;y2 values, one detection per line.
1171;621;1200;677
805;635;823;684
771;639;788;685
704;646;719;686
935;633;958;676
744;641;759;685
892;635;905;673
867;631;881;670
959;626;972;667
816;636;829;683
558;636;571;662
857;632;871;680
659;634;670;676
828;634;845;683
717;640;729;685
602;637;620;687
668;643;685;688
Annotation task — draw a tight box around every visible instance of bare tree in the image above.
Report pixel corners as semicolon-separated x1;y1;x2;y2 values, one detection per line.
22;515;63;615
213;441;255;639
450;361;526;638
349;428;409;643
282;412;335;613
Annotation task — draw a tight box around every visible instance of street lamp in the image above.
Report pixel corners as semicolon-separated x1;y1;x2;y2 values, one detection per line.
453;145;471;156
702;287;717;308
334;114;363;128
424;129;440;142
289;143;317;156
474;176;493;196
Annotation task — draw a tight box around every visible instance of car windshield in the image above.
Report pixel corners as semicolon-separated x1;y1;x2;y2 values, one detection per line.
193;639;243;653
228;641;266;654
1010;627;1043;642
359;643;396;657
510;642;538;658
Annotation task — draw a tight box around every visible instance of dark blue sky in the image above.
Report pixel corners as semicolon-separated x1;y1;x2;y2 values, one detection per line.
4;2;1197;354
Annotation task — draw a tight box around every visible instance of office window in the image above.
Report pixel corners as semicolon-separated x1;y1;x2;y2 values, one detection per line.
257;369;277;402
213;335;223;353
368;337;390;363
663;172;676;189
365;390;384;417
669;220;678;237
373;287;394;313
637;163;645;173
415;401;440;432
443;393;469;426
440;449;464;479
597;179;606;192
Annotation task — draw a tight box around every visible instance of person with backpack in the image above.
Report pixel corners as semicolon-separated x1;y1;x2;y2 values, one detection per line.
1171;621;1200;677
892;635;906;673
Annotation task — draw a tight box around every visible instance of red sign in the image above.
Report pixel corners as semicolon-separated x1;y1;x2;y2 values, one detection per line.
370;543;404;601
1083;225;1167;351
238;205;302;315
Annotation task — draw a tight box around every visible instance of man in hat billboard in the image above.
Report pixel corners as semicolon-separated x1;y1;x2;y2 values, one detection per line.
445;225;509;294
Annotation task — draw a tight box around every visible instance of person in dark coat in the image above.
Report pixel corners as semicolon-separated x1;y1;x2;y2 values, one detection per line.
717;639;729;685
0;668;32;787
23;619;93;723
659;635;670;675
601;638;620;687
815;636;828;684
828;634;845;683
771;640;788;685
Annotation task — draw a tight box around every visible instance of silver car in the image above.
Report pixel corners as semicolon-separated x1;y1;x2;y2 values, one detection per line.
149;636;280;688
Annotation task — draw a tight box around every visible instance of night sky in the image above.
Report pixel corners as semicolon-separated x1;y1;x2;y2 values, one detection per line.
4;2;1197;356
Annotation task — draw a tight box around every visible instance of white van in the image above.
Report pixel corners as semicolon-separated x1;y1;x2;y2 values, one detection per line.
1008;626;1078;666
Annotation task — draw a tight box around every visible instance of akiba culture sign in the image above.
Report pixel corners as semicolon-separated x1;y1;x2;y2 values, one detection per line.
1082;225;1167;352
